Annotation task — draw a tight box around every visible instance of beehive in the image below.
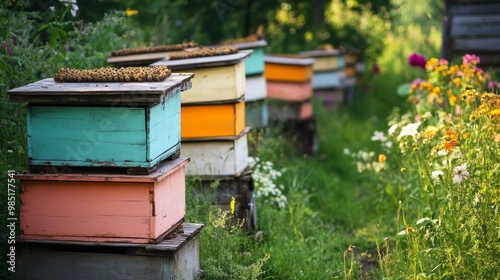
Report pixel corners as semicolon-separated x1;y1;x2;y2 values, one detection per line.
181;99;245;139
17;158;189;244
225;40;267;76
264;55;314;83
181;128;250;177
107;42;199;67
8;72;193;169
151;49;251;104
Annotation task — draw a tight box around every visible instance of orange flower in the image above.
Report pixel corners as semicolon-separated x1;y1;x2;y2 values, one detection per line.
442;139;459;151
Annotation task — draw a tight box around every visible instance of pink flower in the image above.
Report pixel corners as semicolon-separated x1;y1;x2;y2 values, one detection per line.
488;81;499;90
473;66;484;74
438;58;448;66
2;43;12;56
462;54;480;66
411;78;423;87
408;52;427;69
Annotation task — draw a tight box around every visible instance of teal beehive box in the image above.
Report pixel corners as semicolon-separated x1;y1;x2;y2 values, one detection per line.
229;40;267;76
8;73;194;170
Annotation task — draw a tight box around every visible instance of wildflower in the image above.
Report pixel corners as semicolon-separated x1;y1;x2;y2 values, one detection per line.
125;8;139;16
431;170;444;181
462;54;480;66
397;122;421;140
442;139;459;152
437;149;448;156
230;196;236;214
378;154;386;163
439;58;449;66
388;124;398;136
401;167;406;173
59;0;79;17
2;43;12;56
488;81;499;90
406;227;413;233
424;126;439;139
175;19;183;27
452;163;469;184
372;64;381;75
371;131;387;142
384;141;393;149
490;109;500;117
408;52;427;69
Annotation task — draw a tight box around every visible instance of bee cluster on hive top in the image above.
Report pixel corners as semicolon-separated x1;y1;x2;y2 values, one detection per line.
53;65;172;83
168;46;238;60
109;42;198;57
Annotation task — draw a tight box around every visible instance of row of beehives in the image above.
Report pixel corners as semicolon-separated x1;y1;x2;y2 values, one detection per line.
6;39;363;280
7;40;362;247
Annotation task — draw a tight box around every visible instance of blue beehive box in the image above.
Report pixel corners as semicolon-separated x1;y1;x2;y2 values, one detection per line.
8;73;194;169
229;40;267;76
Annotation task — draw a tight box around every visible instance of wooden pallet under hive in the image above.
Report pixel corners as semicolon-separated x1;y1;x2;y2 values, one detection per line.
15;223;204;280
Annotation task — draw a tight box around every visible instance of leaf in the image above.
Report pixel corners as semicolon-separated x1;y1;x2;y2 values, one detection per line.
397;83;412;96
0;59;14;75
416;217;437;227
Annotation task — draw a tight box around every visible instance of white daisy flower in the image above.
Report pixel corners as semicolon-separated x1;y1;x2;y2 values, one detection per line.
452;163;469;184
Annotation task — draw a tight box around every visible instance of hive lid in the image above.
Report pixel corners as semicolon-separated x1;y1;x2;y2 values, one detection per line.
300;49;343;57
151;50;252;70
7;73;194;106
107;51;174;66
224;40;267;50
264;55;315;66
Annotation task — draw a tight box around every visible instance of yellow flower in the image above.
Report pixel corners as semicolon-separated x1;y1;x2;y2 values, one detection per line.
449;95;457;106
378;154;386;163
424;126;439;139
401;167;406;173
490;109;500;117
230;196;236;215
125;8;139;16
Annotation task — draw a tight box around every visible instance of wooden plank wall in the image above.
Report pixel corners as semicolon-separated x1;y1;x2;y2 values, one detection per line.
443;0;500;69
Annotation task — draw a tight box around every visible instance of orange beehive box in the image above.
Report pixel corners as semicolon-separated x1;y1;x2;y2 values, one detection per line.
181;99;245;139
17;157;189;244
266;80;312;101
264;55;314;83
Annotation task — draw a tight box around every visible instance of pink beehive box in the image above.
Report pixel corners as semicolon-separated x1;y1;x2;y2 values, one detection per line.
17;157;189;244
266;80;312;102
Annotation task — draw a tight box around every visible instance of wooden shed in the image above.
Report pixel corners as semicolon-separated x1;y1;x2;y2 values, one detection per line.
442;0;500;69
